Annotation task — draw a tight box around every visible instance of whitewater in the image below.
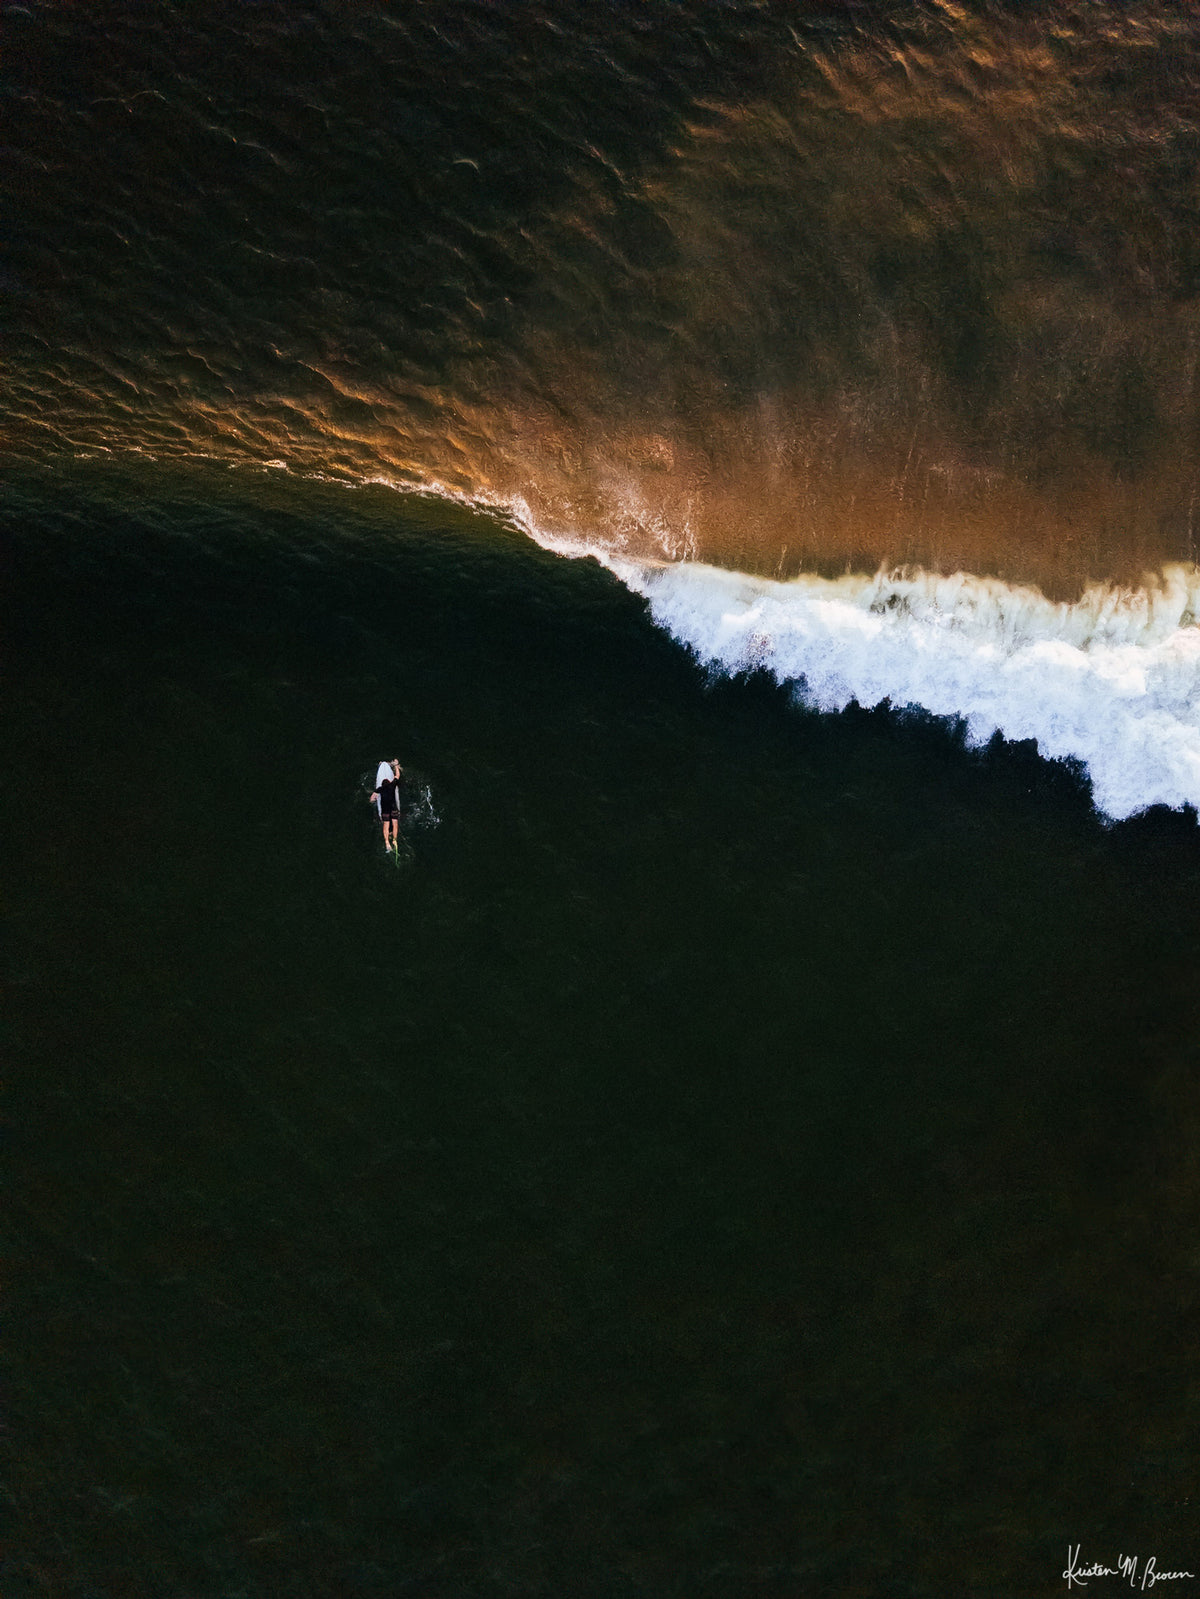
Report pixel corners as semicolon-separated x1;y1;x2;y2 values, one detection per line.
502;496;1200;822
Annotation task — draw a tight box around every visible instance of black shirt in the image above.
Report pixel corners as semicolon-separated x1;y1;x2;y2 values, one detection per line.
379;774;404;815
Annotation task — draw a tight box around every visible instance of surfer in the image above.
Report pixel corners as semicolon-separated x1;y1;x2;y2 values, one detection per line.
370;758;406;852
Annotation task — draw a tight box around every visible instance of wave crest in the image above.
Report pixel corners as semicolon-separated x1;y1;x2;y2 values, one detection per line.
634;562;1200;821
518;499;1200;821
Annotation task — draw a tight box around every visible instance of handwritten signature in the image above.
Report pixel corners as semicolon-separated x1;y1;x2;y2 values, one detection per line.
1064;1545;1195;1590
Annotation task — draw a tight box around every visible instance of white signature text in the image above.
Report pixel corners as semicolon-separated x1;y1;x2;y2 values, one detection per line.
1064;1545;1195;1591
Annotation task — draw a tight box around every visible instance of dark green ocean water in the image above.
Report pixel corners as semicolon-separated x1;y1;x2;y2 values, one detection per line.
6;0;1200;1593
6;459;1200;1595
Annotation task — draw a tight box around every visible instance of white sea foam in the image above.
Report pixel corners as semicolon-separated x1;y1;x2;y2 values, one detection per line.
382;480;1200;821
630;562;1200;821
503;499;1200;821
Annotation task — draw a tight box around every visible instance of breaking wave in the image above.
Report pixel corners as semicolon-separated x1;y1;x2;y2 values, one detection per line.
514;501;1200;821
